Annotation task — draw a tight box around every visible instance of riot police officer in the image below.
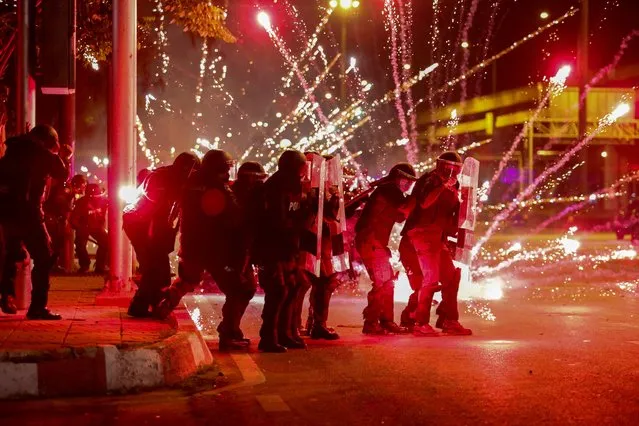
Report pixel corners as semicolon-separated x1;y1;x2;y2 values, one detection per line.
404;151;472;336
157;150;256;351
255;150;312;352
355;163;417;335
0;124;69;320
71;183;108;274
125;153;200;318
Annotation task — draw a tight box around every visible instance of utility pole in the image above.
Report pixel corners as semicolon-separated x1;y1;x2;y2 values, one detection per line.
106;0;136;293
578;0;589;192
16;0;35;133
40;0;78;272
340;19;347;102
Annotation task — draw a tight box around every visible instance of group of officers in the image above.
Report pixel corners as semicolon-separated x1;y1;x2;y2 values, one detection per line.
0;123;471;348
124;146;472;353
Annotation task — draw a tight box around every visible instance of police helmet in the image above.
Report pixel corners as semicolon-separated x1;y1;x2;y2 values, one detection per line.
71;174;87;187
278;150;307;174
202;149;234;181
237;161;267;179
173;152;201;176
86;183;102;197
389;163;418;181
436;151;463;179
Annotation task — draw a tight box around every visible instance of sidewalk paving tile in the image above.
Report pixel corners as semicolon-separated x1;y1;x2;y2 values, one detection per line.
0;276;176;354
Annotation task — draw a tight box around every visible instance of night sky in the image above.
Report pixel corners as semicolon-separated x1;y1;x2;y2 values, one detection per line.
70;0;639;175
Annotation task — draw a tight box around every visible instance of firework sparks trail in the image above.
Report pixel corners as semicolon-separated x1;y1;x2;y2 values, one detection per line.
538;30;639;153
534;171;639;232
136;115;160;168
259;12;366;183
414;138;491;174
280;7;334;90
474;102;631;254
475;230;581;278
383;0;411;161
153;0;169;76
482;65;571;205
427;0;440;121
582;30;639;103
415;7;579;109
194;39;208;107
271;54;342;140
457;0;480;117
473;0;501;95
442;0;468;107
366;63;439;115
397;0;419;162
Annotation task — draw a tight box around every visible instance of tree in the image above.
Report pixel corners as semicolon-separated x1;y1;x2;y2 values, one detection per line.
77;0;236;68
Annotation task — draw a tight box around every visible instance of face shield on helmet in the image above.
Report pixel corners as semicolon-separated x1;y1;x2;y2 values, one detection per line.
398;178;415;194
436;158;462;181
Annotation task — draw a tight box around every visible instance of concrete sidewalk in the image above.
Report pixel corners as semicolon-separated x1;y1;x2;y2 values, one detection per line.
0;276;213;399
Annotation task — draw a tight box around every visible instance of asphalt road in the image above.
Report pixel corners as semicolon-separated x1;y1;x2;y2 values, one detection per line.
1;237;638;425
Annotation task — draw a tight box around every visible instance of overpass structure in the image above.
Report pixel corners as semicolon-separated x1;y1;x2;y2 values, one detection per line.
418;85;639;209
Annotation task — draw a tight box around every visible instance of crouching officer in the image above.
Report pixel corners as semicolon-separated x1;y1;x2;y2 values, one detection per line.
404;151;472;336
157;150;256;351
355;163;417;335
124;153;200;318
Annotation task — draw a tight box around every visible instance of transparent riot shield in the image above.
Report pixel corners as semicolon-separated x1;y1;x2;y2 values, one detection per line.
324;155;350;274
451;157;480;295
299;153;326;277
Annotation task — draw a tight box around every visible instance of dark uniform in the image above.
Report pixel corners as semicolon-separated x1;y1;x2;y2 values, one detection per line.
355;163;416;335
398;233;423;328
157;150;256;351
403;151;471;336
124;153;200;317
255;150;311;353
0;125;68;319
70;183;108;273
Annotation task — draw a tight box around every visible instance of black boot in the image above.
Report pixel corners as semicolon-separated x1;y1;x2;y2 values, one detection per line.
258;340;288;353
127;295;151;318
310;325;340;340
26;308;62;320
219;338;250;352
279;335;307;349
1;296;18;315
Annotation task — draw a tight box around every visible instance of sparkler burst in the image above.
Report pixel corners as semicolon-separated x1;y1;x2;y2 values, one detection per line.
106;1;638;318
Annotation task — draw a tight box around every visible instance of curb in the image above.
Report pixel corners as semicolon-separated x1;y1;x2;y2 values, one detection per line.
0;308;213;399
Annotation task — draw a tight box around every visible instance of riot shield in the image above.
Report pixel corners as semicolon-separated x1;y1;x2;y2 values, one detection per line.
454;157;480;266
299;153;326;277
323;155;350;274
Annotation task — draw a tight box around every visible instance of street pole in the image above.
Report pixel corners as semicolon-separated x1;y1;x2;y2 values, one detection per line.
107;0;136;293
16;0;35;133
340;19;347;102
578;0;589;192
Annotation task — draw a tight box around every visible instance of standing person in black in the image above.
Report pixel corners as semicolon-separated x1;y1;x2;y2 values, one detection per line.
156;150;257;351
124;153;200;318
0;125;69;319
45;173;86;273
70;183;109;274
255;150;312;353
